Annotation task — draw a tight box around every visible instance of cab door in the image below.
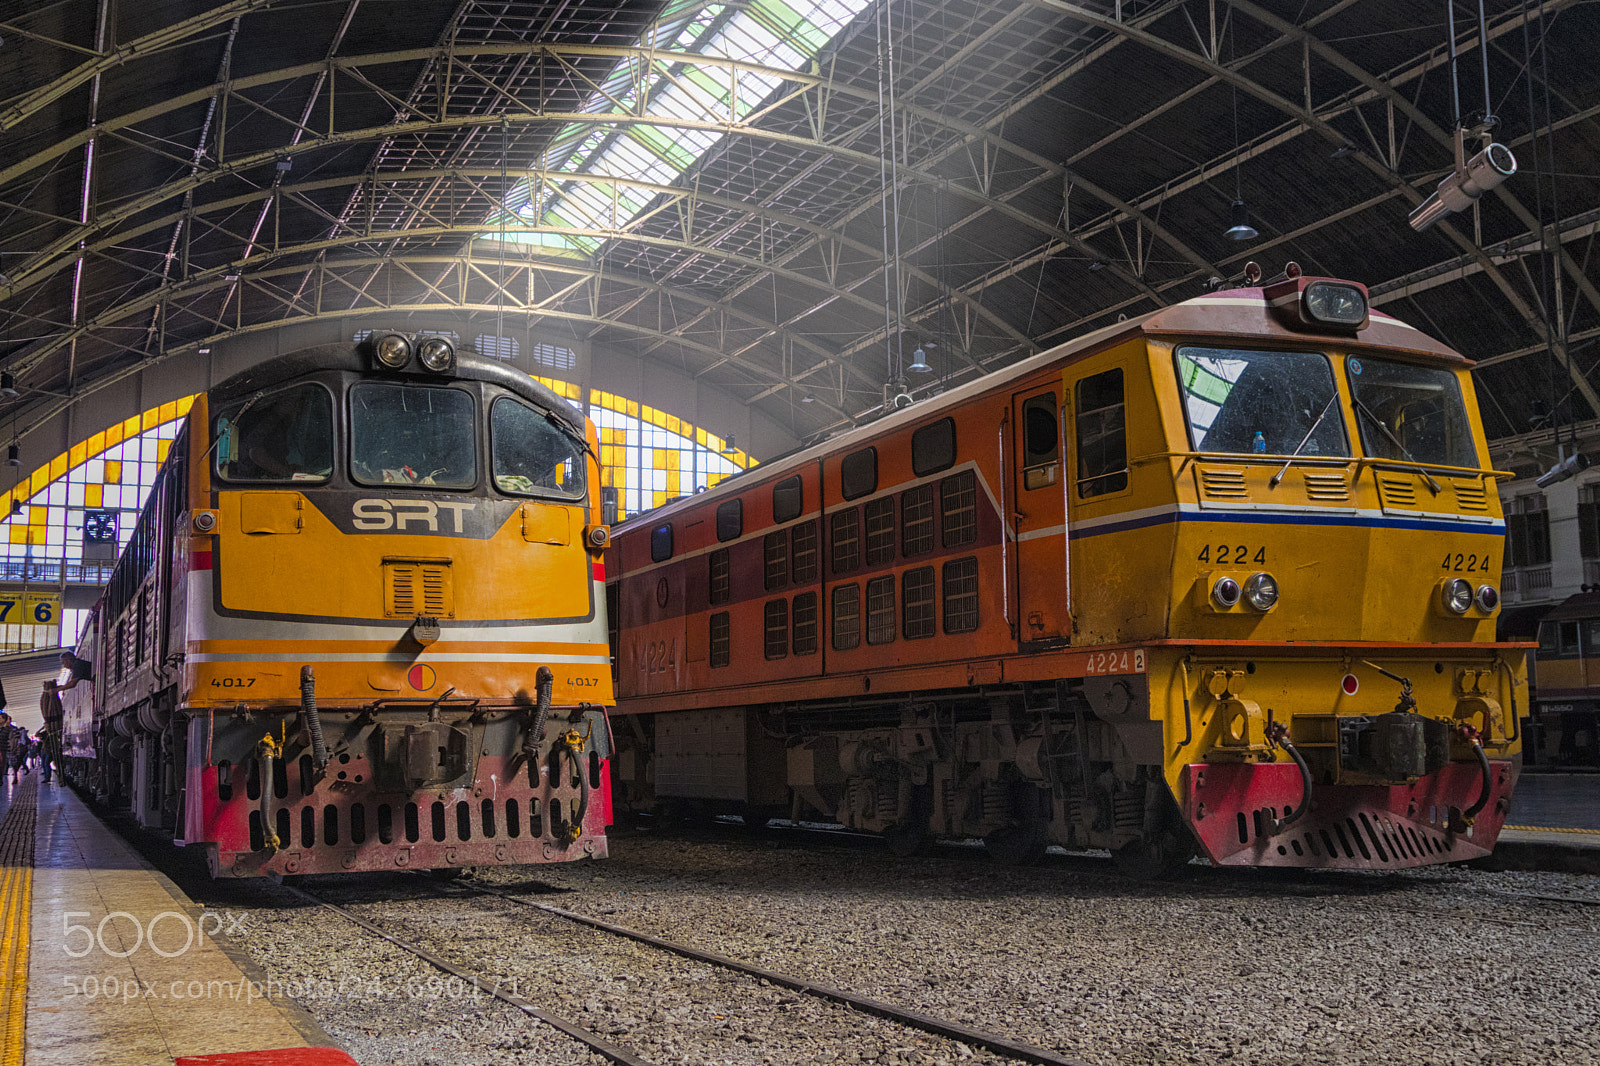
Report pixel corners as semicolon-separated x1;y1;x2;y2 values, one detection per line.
1012;388;1070;646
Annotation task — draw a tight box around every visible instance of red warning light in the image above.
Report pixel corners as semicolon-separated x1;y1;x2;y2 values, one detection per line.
1341;673;1359;696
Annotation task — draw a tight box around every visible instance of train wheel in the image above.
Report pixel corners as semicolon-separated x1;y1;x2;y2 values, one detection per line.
1112;828;1195;880
983;821;1046;866
882;820;926;858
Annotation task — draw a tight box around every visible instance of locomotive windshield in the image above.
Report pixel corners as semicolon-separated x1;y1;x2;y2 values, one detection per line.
1176;347;1349;457
1346;356;1479;469
490;397;587;500
214;383;334;483
350;382;476;488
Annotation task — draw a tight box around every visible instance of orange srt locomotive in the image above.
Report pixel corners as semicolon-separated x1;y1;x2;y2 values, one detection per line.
606;271;1526;873
55;334;614;877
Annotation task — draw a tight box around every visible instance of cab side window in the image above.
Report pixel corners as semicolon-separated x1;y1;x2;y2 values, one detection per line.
1020;394;1058;491
1075;368;1128;498
215;383;334;484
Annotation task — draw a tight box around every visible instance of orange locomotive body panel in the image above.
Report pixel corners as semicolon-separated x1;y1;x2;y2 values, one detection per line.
57;338;616;878
607;280;1526;872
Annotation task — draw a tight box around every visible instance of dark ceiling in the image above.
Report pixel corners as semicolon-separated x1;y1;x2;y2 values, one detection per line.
2;0;1597;453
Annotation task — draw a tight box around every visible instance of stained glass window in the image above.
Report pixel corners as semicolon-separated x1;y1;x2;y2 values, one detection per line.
0;380;748;650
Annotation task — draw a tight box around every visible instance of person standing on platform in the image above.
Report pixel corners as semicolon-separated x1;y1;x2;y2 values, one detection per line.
41;652;88;785
38;687;64;785
0;711;21;783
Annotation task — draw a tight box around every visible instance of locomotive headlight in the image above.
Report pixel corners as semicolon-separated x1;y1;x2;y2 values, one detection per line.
1212;575;1242;609
1303;281;1367;327
1441;577;1472;614
1476;584;1500;612
1243;571;1279;611
417;335;456;373
374;332;412;369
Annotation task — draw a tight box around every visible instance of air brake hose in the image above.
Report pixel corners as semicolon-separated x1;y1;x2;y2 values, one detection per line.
1458;723;1492;826
525;666;554;788
300;665;328;773
1265;721;1313;836
258;734;281;852
557;735;591;844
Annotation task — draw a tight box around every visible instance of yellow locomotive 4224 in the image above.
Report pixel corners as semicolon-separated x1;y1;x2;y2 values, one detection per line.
606;267;1525;873
54;334;615;877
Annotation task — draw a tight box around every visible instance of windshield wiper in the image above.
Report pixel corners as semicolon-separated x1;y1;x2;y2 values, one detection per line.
1269;393;1339;489
1352;397;1442;494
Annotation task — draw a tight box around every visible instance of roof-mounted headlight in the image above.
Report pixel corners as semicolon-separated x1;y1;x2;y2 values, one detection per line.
417;336;456;373
1264;275;1370;332
1441;577;1472;615
373;332;412;369
1304;281;1367;327
1243;572;1279;611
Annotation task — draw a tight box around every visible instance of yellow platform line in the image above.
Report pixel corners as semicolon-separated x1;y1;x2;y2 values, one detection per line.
1503;824;1600;836
0;863;29;1065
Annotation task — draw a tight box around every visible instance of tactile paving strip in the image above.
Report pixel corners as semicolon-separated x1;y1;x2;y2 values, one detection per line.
0;778;38;1066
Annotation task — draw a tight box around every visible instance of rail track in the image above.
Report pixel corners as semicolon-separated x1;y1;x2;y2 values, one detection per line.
287;875;1097;1066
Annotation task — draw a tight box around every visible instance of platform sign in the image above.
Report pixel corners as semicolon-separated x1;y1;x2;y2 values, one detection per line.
0;591;62;627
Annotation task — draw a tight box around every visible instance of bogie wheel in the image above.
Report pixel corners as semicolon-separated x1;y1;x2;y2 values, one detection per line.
983;821;1047;866
1112;828;1196;880
882;819;927;858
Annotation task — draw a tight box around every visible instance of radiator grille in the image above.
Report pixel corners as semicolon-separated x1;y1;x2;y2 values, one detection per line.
1302;471;1349;501
1377;475;1417;508
1197;467;1248;499
385;561;452;618
1453;480;1489;512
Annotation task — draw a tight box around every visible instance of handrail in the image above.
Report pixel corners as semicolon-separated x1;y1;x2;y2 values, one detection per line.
1130;448;1515;480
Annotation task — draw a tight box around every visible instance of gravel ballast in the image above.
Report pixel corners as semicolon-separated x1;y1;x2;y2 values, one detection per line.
202;827;1600;1066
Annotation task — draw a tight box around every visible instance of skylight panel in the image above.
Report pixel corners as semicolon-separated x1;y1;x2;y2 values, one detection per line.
484;0;871;254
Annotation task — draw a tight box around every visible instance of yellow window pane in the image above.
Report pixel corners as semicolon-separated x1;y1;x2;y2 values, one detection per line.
48;453;68;480
29;504;46;526
10;525;29;544
29;469;48;495
105;424;123;448
157;439;172;463
124;414;142;438
176;395;196;416
88;431;106;455
69;442;88;467
104;460;122;484
85;484;102;508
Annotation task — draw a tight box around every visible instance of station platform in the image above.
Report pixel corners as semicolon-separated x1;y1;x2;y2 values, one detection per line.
1493;772;1600;873
0;774;358;1065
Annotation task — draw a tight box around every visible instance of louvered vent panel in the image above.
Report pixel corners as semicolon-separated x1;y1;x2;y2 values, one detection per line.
1453;481;1489;512
1198;467;1248;499
1302;472;1349;501
385;561;453;618
422;568;447;614
1378;476;1417;508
